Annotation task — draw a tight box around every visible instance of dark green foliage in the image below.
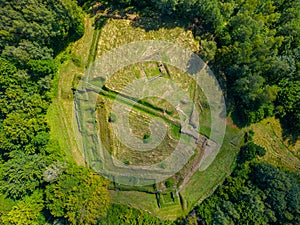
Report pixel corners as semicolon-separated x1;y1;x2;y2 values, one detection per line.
0;0;88;224
238;142;266;163
250;163;300;223
0;0;84;60
143;133;151;143
0;57;20;91
0;58;50;153
165;179;175;189
32;131;50;152
27;60;58;79
214;0;299;127
197;163;300;224
199;40;217;62
276;79;300;135
1;40;54;65
0;151;46;200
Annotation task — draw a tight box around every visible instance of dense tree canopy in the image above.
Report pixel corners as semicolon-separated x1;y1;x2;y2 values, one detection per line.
1;191;45;225
0;151;46;200
0;0;84;61
0;1;106;225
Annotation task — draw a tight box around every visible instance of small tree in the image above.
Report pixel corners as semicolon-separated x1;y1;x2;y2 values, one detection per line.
238;142;266;163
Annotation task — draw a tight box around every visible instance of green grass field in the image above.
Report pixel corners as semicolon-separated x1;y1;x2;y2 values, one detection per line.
180;121;242;210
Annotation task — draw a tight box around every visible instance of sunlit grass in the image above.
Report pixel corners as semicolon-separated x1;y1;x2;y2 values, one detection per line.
251;117;300;170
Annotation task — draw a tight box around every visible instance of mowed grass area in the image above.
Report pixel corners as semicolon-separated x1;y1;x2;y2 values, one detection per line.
94;18;205;168
108;119;242;219
251;117;300;170
47;16;96;165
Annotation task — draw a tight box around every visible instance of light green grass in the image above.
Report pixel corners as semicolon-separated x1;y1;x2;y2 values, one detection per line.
109;190;158;213
97;19;198;54
47;100;74;161
96;95;180;166
251;117;300;170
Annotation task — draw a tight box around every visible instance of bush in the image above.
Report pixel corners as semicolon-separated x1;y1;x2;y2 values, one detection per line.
143;133;151;143
165;179;174;188
108;113;117;123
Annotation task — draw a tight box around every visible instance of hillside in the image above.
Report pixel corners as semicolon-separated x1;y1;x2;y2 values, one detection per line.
0;0;299;224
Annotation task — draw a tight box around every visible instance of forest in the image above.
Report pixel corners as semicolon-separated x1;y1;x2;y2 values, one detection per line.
0;0;299;224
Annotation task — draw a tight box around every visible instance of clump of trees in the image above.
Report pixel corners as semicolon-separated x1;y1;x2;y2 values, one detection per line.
0;0;84;61
45;165;110;225
0;1;111;224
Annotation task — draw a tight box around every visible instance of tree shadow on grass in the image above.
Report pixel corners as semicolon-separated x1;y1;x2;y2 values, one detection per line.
229;107;248;129
279;116;300;145
131;11;190;32
86;1;192;32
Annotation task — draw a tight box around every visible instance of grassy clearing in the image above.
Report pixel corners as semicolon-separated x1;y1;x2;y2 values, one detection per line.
50;14;242;220
109;119;242;218
109;190;158;213
106;62;196;121
95;40;202;167
97;19;198;54
93;18;241;219
251;117;300;170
